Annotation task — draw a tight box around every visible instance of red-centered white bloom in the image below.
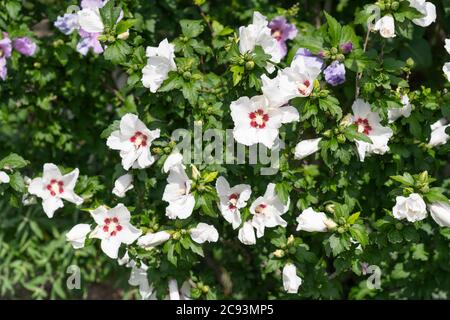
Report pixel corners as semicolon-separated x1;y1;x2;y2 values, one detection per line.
142;39;176;93
230;95;299;149
112;173;133;197
137;230;171;249
167;279;191;300
294;138;322;160
262;55;321;108
28;163;83;218
388;95;412;123
216;176;251;229
408;0;436;27
250;183;289;238
89;204;142;259
351;99;393;162
239;12;282;73
393;193;427;222
106;113;160;170
429;118;450;147
0;170;9;184
162;153;195;219
66;223;91;249
238;221;257;245
429;202;450;227
373;15;396;38
296;207;330;232
190;223;219;244
282;263;302;294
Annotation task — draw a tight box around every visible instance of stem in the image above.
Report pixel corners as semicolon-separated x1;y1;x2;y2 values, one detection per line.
355;29;371;98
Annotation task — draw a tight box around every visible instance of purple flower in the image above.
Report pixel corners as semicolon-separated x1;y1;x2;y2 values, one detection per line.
324;61;346;86
13;37;37;56
0;57;7;80
0;33;12;59
55;13;79;35
340;41;353;54
268;16;297;58
294;48;324;70
81;0;104;9
76;29;103;56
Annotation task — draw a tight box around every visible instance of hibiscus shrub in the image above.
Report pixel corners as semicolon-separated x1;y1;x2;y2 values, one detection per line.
2;0;450;300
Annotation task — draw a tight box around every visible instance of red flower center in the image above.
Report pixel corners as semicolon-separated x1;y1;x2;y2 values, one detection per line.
355;118;372;135
297;80;311;96
255;203;267;214
249;109;270;129
46;179;64;196
102;216;123;237
272;29;282;41
129;131;148;148
228;193;239;210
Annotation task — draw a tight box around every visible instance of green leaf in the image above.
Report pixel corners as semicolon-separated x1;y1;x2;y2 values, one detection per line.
411;243;428;261
180;20;204;38
99;0;122;30
387;229;403;244
349;224;369;246
390;173;414;186
0;153;29;169
347;212;360;225
230;65;244;86
9;172;26;192
324;12;342;46
115;19;137;35
104;40;131;64
100;120;120;139
189;241;204;257
275;182;291;205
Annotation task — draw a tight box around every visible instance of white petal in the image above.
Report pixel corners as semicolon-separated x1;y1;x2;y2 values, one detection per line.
42;196;64;218
0;171;10;184
101;237;122;259
112;173;134;197
77;8;104;33
66;224;91;249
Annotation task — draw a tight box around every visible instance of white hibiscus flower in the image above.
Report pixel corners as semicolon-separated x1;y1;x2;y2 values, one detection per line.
392;193;427;223
142;39;177;93
282;263;302;294
162;153;195;219
106;113;160;170
238;221;257;245
112;173;134;197
89;204;142;259
429;118;450;147
408;0;436;27
230;95;299;149
0;170;10;184
387;95;412;123
190;223;219;244
66;223;91;249
250;183;289;238
373;15;396;38
28;163;83;218
351;99;393;162
215;176;251;229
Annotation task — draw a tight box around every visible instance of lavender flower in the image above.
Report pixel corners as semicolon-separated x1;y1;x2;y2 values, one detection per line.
13;37;37;56
324;61;346;86
81;0;104;9
76;29;103;56
294;48;324;70
340;41;353;54
54;14;79;35
0;33;12;81
268;16;297;58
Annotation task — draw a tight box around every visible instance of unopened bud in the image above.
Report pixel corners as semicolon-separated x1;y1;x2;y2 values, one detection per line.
324;219;338;230
117;31;129;40
192;165;201;180
340;114;353;127
325;203;335;213
273;249;285;258
287;235;295;245
245;60;255;70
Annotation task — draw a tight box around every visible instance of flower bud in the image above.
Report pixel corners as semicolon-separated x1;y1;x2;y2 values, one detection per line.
406;58;415;68
117;31;129;40
287;234;295;245
337;134;346;143
324;218;338;230
340;114;353;127
191;165;201;180
273;249;285;258
340;41;353;54
330;47;338;55
391;1;399;10
245;60;255;70
325;203;335;213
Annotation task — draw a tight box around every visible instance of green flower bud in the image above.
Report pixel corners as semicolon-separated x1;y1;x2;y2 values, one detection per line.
406;58;415;68
245;60;255;70
331;47;338;55
391;1;399;10
337;134;346;143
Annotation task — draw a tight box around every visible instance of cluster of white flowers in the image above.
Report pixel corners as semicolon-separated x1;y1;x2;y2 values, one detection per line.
374;0;436;38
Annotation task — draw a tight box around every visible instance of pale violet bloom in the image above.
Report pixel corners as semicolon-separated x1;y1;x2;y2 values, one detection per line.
112;173;134;198
268;16;297;59
408;0;436;27
429;118;450;147
76;30;103;56
429;202;450;227
54;14;79;35
141;39;176;93
373;15;396;38
393;193;427;223
106;113;160;170
28;163;83;218
282;263;302;294
251;183;289;238
190;223;219;244
162;153;195;219
296;207;331;232
388;95;412;123
216;176;251;229
66;223;91;249
89;204;142;259
238;221;257;245
239;12;282;73
351;99;393;162
77;7;104;33
230;95;299;149
137;230;171;249
0;171;9;184
167;279;191;300
294;138;322;160
262;55;321;108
